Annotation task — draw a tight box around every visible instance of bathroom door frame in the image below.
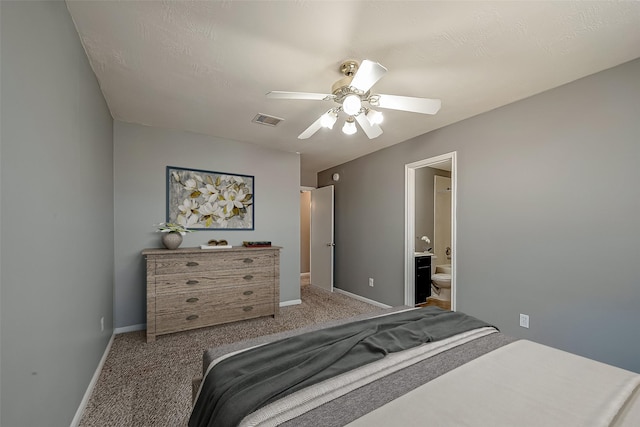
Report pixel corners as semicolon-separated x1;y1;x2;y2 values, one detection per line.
404;152;457;309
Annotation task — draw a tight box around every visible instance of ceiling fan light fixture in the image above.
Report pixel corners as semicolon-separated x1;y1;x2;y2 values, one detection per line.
342;94;361;116
366;109;383;125
267;58;441;140
342;117;357;135
320;110;338;129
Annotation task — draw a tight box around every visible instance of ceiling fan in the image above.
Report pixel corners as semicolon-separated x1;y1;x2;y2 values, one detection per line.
266;59;441;139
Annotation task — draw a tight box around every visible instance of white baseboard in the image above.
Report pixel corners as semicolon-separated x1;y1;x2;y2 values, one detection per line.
70;334;115;427
280;299;302;307
300;272;310;277
333;288;392;309
114;323;146;334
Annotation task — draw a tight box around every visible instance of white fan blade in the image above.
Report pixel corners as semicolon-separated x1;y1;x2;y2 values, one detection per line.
355;114;383;139
350;60;387;93
298;115;324;139
376;94;441;115
266;91;333;101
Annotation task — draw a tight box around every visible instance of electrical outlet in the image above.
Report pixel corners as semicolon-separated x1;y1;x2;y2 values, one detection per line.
519;313;530;329
101;316;105;332
368;278;374;287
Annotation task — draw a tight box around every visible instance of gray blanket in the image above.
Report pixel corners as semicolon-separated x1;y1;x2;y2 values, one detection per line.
189;306;493;427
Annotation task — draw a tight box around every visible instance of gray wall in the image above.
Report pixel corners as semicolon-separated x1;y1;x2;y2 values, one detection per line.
319;58;640;373
0;1;114;426
113;121;300;328
300;165;317;188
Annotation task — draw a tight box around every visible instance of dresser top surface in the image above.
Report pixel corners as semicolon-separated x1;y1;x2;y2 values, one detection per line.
142;246;281;256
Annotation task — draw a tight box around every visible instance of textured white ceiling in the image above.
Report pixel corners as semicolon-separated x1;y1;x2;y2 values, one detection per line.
66;1;640;179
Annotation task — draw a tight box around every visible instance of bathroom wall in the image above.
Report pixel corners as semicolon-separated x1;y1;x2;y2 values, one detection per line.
318;58;640;373
433;175;452;264
415;167;450;253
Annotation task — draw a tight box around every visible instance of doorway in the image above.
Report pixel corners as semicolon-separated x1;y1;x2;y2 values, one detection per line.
404;152;457;309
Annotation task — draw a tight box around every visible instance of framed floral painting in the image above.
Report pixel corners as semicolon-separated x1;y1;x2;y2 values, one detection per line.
166;166;254;230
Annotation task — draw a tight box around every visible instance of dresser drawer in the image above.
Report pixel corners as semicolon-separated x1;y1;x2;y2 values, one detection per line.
153;252;274;275
155;283;274;314
155;288;275;334
154;267;274;295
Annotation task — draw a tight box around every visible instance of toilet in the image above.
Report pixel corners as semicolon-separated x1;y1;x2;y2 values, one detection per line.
431;264;452;301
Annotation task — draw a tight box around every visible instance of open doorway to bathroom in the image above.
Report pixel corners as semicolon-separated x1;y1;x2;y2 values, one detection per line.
404;152;457;310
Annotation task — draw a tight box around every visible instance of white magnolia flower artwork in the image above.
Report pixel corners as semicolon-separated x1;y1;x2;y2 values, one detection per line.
167;166;254;230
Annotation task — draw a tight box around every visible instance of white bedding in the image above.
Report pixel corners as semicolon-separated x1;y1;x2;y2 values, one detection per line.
347;340;640;427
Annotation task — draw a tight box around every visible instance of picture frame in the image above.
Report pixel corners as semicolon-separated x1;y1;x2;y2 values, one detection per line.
166;166;254;230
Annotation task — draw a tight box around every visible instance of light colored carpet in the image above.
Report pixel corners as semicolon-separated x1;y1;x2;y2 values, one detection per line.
79;284;385;426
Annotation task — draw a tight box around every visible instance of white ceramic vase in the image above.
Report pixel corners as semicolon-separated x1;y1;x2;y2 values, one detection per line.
161;232;183;250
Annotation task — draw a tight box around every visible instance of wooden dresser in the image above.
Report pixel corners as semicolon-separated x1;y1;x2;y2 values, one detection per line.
142;246;280;342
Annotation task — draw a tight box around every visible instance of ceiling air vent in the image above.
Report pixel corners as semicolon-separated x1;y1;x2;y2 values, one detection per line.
252;113;284;127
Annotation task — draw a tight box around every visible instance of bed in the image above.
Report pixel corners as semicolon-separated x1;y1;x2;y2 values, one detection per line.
189;306;640;427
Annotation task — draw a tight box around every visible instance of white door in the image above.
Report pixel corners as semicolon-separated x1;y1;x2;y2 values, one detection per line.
310;185;334;292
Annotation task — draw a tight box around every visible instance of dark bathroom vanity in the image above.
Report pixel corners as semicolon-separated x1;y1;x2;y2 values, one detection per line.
415;254;432;305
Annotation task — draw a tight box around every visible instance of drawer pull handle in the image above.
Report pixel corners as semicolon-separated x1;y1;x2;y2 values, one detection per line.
186;297;199;303
186;262;199;267
243;306;253;312
243;258;254;264
243;290;254;296
243;275;254;280
186;315;199;321
186;280;199;285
